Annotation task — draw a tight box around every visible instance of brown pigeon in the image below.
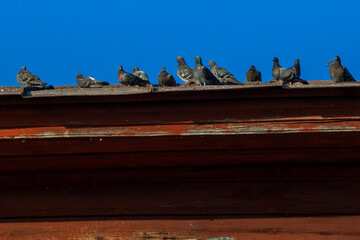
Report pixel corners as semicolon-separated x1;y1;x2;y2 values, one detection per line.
245;65;262;82
158;67;176;86
16;66;47;87
328;56;356;83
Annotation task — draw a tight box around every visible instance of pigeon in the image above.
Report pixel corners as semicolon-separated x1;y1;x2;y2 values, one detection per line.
193;56;222;86
76;73;109;88
245;65;262;82
133;67;150;83
16;66;47;87
289;59;301;78
117;66;149;86
270;57;308;85
208;60;242;85
327;56;356;83
158;67;176;86
176;56;198;86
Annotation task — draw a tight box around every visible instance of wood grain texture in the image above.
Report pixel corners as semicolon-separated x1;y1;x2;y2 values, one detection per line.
1;216;360;240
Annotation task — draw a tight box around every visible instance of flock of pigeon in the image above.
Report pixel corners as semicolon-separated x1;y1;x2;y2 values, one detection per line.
15;55;356;89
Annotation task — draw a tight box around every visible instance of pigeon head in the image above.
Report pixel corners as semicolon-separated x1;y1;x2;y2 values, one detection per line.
161;67;166;72
273;57;279;62
208;60;216;67
118;65;123;71
326;61;334;67
133;66;139;72
21;66;27;70
76;73;83;78
250;65;256;70
295;59;300;64
176;56;184;62
194;56;202;64
334;56;341;64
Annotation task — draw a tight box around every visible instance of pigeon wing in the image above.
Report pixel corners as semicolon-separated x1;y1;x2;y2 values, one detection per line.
203;66;222;85
279;67;294;80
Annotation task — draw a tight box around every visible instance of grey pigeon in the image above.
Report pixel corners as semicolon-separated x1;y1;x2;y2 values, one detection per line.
176;56;198;86
117;66;149;87
193;56;222;86
16;66;47;87
76;73;109;88
289;59;301;78
245;65;262;82
328;56;356;83
208;60;242;85
133;67;150;83
158;67;176;86
270;57;308;85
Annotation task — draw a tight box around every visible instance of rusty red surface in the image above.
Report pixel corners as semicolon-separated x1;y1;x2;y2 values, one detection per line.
1;216;360;240
1;83;360;238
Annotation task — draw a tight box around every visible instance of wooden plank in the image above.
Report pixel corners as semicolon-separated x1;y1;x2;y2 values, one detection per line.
1;181;360;218
1;95;360;128
1;165;360;187
1;131;360;157
2;147;360;172
1;216;360;240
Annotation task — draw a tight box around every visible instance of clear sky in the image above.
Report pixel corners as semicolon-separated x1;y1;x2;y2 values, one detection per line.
1;0;360;86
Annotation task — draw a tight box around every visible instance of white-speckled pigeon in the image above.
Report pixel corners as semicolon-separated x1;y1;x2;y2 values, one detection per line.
327;56;356;83
16;66;47;87
245;65;262;82
158;67;176;86
208;60;242;85
271;57;308;85
118;66;149;86
133;67;150;83
193;56;222;86
176;56;198;86
76;73;109;88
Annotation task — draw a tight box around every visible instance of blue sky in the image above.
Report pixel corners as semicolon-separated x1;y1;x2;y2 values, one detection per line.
1;0;359;86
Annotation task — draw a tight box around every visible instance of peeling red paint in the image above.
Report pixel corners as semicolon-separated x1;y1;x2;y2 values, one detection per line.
1;117;360;139
1;84;360;239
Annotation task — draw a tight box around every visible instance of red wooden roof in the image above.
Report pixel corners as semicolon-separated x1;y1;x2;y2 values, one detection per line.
1;81;360;239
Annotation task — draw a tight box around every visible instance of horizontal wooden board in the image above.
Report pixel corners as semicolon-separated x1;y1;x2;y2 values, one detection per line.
1;165;360;187
1;180;360;218
1;216;360;240
2;96;360;128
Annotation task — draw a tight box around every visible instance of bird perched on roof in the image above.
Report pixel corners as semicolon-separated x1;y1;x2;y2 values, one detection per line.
118;66;149;86
208;60;242;85
193;56;222;86
76;73;109;88
158;67;176;86
133;67;150;83
176;56;198;86
270;57;308;85
327;56;356;83
289;59;301;78
245;66;262;82
16;66;48;87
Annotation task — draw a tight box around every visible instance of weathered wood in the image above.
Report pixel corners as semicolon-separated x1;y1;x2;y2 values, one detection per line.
1;96;360;128
1;84;360;237
1;180;360;218
1;165;360;187
0;216;360;240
